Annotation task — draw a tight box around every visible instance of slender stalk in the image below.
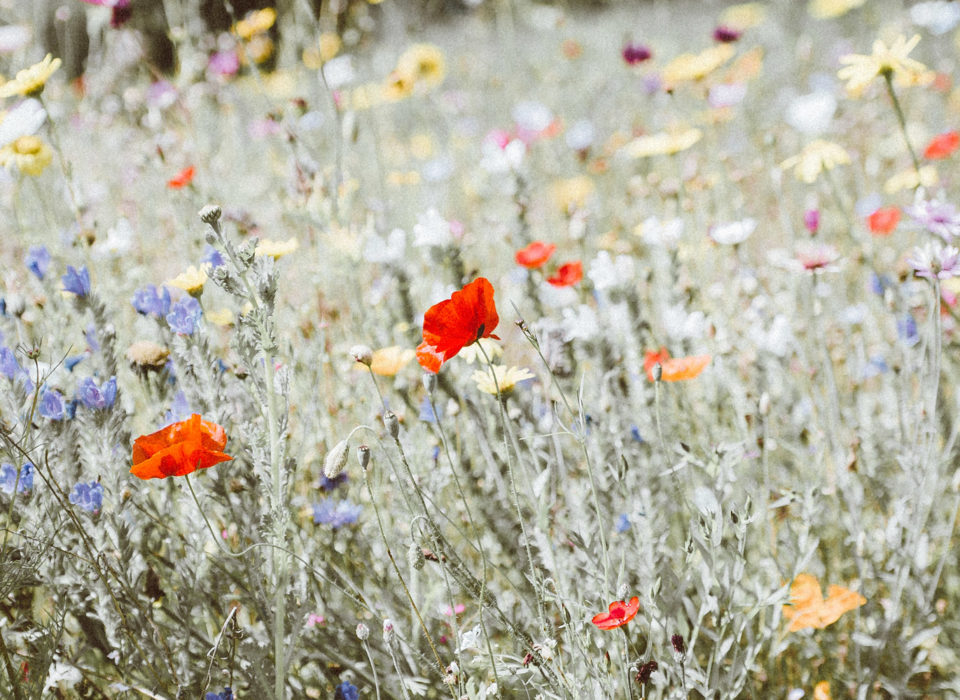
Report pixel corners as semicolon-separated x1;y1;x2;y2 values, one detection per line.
361;639;382;700
883;72;922;179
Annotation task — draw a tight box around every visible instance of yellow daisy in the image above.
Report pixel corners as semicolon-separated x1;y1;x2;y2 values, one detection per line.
884;165;937;194
662;44;735;86
255;237;299;259
0;54;61;98
457;338;503;364
396;44;446;88
166;265;209;295
382;70;416;102
471;365;535;396
719;3;767;30
837;35;927;93
367;346;416;376
808;0;866;20
205;308;236;326
551;176;595;214
624;129;702;158
233;8;276;40
779;140;851;183
0;135;52;175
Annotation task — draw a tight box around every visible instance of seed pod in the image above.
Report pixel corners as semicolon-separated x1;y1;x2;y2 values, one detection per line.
408;542;425;570
383;411;400;439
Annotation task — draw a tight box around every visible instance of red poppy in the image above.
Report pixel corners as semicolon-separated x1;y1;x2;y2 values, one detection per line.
131;414;232;480
867;206;900;235
923;131;959;160
515;241;556;269
546;261;583;287
416;277;500;373
591;596;640;630
644;347;670;381
167;166;196;189
643;348;711;381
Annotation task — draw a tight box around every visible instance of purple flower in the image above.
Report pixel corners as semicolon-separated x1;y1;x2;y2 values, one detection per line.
132;285;171;317
166;296;203;335
204;688;233;700
64;354;86;372
615;514;631;533
898;314;919;347
25;245;51;280
39;390;65;420
804;209;820;234
906;199;960;241
318;472;348;491
622;42;652;66
201;244;225;268
208;50;240;77
163;390;191;424
334;683;359;700
0;463;32;495
62;266;91;297
312;499;362;528
85;324;100;353
418;395;440;423
0;347;20;380
907;243;960;280
713;25;742;43
76;376;117;410
69;481;103;513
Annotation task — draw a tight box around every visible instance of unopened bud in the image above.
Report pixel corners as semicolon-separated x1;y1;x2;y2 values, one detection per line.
408;542;425;570
199;204;222;226
323;439;349;479
356;445;370;470
382;619;395;644
384;411;399;439
758;392;770;417
350;344;373;366
356;623;369;641
422;373;437;395
671;633;686;657
652;362;663;382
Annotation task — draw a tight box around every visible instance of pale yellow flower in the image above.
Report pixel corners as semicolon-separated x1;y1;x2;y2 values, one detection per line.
233;8;276;40
624;129;702;158
720;3;767;30
884;165;937;194
409;133;434;159
0;135;52;175
457;338;502;364
205;308;235;326
779;140;850;183
240;35;274;65
386;170;421;186
382;70;416;102
166;265;209;295
837;35;927;92
471;365;535;396
255;237;299;259
808;0;866;20
551;176;595;214
662;44;735;85
303;33;342;69
0;54;61;98
365;346;416;376
396;44;446;87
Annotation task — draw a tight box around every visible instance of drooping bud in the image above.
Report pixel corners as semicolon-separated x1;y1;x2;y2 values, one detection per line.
408;542;425;570
383;411;400;439
382;619;395;644
350;344;373;366
323;439;349;479
422;372;437;395
356;445;370;471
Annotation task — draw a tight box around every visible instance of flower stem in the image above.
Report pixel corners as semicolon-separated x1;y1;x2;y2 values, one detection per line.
883;72;922;179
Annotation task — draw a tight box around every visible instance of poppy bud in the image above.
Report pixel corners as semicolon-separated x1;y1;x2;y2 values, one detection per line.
350;344;373;366
408;542;425;570
199;204;222;226
356;623;369;641
323;439;349;479
422;372;437;395
356;445;370;471
652;362;663;382
384;411;400;439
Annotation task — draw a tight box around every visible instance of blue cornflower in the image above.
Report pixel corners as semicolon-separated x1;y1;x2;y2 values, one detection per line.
69;481;103;513
62;266;91;297
76;376;117;410
38;390;65;420
166;296;202;335
25;245;51;280
318;472;348;491
64;354;86;372
84;324;100;353
204;688;233;700
898;314;919;347
334;682;359;700
201;244;226;268
0;463;33;495
615;514;631;533
132;285;171;318
0;347;20;380
312;499;362;529
630;425;643;443
164;390;191;424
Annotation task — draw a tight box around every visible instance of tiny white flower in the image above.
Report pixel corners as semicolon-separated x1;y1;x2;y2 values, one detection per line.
785;91;837;135
0;98;46;148
911;1;960;35
412;209;452;248
588;251;636;290
639;216;685;248
456;625;483;653
710;218;756;245
565;119;595;151
363;228;406;263
512;100;553;133
561;304;599;342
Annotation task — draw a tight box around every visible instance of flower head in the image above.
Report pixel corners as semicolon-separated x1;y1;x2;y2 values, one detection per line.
167;166;195;189
471;365;535;396
591;596;640;630
710;218;756;245
131;414;232;480
809;0;866;19
255;238;299;259
515;241;556;269
804;209;821;234
166;265;208;295
312;499;362;528
0;98;47;149
622;42;653;66
867;206;900;235
132;285;171;317
334;683;359;700
782;573;865;632
0;463;32;495
166;296;202;335
62;266;91;297
367;346;415;376
780;140;850;184
713;25;742;43
837;34;927;92
233;7;276;40
624;129;702;158
662;44;735;86
547;261;583;287
396;44;446;87
25;245;50;280
416;277;500;373
924;131;959;160
76;376;117;410
39;390;65;420
0;135;52;176
906;198;960;240
0;54;61;97
69;481;103;513
907;242;960;280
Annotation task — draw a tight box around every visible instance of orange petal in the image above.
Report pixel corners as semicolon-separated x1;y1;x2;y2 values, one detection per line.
416;342;443;373
660;354;711;381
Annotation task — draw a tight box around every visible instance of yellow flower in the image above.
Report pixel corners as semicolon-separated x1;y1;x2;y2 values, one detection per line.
471;365;535;396
240;35;274;65
0;135;52;175
205;308;236;326
166;265;209;295
382;70;416;102
409;133;434;159
624;129;702;158
396;44;446;88
719;3;767;30
457;338;502;364
813;681;832;700
551;176;595;214
386;170;421;186
233;8;276;40
779;140;850;183
884;165;937;194
255;237;299;259
304;33;342;69
0;54;61;98
662;44;735;86
808;0;866;19
838;35;927;93
364;346;415;376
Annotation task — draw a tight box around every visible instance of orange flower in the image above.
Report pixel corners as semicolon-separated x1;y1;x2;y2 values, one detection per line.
546;261;583;287
416;277;500;373
782;573;866;632
131;414;232;480
644;347;670;381
591;597;640;630
644;348;711;381
515;241;556;269
924;131;959;160
167;166;195;189
867;206;900;235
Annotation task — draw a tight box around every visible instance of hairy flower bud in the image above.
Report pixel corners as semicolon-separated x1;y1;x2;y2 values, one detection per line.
422;372;437;395
671;633;686;657
356;445;370;470
350;344;373;366
199;204;222;226
652;362;663;382
323;439;349;479
382;619;395;644
356;623;369;641
408;542;425;570
383;411;400;439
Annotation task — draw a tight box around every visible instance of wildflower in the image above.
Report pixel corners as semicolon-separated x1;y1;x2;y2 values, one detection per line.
413;208;453;248
622;42;652;66
837;35;927;93
234;7;275;39
201;244;225;268
638;216;685;248
441;603;466;616
0;135;53;176
396;44;446;87
76;376;117;410
0;463;32;495
416;277;500;373
588;251;635;291
911;1;960;35
125;341;169;372
515;241;556;269
710;218;756;245
785;91;837;135
662;44;735;85
166;265;208;295
547;261;583;287
804;209;820;234
62;266;91;297
318;471;347;491
368;346;415;376
867;206;900;235
782;573;866;632
39;390;65;420
551;175;595;214
68;481;103;513
204;689;233;700
713;26;742;43
382;71;415;102
796;243;841;272
208;51;240;78
205;308;234;326
167;166;195;189
312;499;362;528
884;166;938;194
132;285;171;317
0;54;61;98
306;613;325;627
255;238;299;258
624;129;702;158
906;198;960;240
0;26;31;54
660;355;711;381
923;131;959;160
813;681;832;700
0;98;47;149
780;140;850;184
25;245;50;280
720;3;766;29
166;296;202;335
471;365;535;395
456;337;502;364
0;347;19;381
809;0;866;19
591;596;640;630
334;682;359;700
644;347;670;381
131;413;232;480
907;243;960;280
636;660;658;684
615;514;631;533
708;82;747;109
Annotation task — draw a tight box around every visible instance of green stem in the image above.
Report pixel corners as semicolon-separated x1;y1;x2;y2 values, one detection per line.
883;72;922;179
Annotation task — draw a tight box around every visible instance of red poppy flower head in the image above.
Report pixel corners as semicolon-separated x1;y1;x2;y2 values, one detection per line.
546;261;583;287
416;277;500;373
131;414;232;480
591;596;640;630
167;166;196;189
644;347;670;381
515;241;556;269
924;131;959;160
867;206;900;235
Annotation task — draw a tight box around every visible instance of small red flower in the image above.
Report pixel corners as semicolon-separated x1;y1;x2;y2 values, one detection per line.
515;241;556;269
924;131;959;160
591;596;640;630
643;348;711;381
546;261;583;287
131;414;232;480
644;347;670;381
867;206;900;235
167;165;195;189
416;277;500;373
